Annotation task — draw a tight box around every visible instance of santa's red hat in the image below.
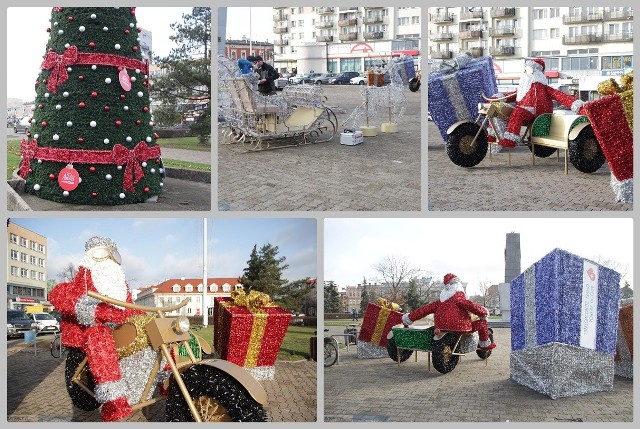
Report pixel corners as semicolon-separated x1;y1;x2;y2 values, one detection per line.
443;273;458;285
526;58;545;72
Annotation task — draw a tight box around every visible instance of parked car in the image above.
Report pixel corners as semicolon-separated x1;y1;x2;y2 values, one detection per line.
350;73;391;86
311;73;338;84
13;116;31;133
28;312;60;334
289;73;323;85
275;76;289;91
329;71;360;85
7;310;34;338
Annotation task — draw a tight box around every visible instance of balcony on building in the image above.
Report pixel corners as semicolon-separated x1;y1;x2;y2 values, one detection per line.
340;7;359;11
339;32;358;41
562;33;604;44
602;31;633;42
364;6;384;9
459;29;483;39
432;13;454;23
338;18;358;27
489;46;515;56
364;15;385;24
562;12;604;24
431;32;453;41
489;26;515;36
273;12;288;21
316;7;334;14
273;26;288;34
274;39;289;46
316;21;334;29
364;31;384;40
316;35;334;42
460;9;484;20
604;9;633;20
431;49;453;59
490;7;516;18
471;47;484;57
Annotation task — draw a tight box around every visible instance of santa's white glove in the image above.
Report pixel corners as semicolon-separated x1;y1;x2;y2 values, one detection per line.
571;99;585;114
402;313;413;326
480;307;489;320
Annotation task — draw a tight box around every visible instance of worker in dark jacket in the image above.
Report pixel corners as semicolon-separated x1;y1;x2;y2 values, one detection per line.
252;55;278;95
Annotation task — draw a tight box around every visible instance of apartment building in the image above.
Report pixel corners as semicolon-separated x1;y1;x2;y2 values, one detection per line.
6;220;48;310
428;6;633;98
272;6;421;75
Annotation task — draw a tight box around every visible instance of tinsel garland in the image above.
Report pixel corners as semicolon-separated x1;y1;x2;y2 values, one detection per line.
178;333;201;359
357;301;403;348
391;326;434;351
510;248;620;355
356;340;389;359
116;314;155;359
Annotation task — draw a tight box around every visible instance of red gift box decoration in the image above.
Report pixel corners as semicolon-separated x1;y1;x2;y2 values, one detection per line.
358;298;403;347
214;290;291;368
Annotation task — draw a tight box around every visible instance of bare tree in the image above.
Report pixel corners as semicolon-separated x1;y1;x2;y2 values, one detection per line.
373;255;420;303
476;278;491;308
593;256;629;285
57;262;77;282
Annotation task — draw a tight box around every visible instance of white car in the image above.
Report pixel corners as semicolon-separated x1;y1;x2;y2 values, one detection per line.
29;312;60;334
350;75;367;85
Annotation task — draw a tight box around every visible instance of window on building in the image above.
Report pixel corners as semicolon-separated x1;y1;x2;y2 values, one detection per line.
20;253;27;263
196;296;201;303
234;285;243;290
30;270;37;279
185;284;193;292
10;233;18;244
172;285;180;292
298;7;303;13
291;20;296;27
20;237;27;247
38;272;45;281
30;255;36;265
21;268;28;278
412;16;419;24
550;28;560;38
549;8;560;18
533;29;548;39
230;51;236;60
38;244;44;253
30;241;37;250
210;284;218;292
222;284;231;292
11;266;19;276
187;307;192;314
39;258;45;267
298;20;304;27
398;17;409;26
533;9;546;19
11;250;18;260
197;285;203;292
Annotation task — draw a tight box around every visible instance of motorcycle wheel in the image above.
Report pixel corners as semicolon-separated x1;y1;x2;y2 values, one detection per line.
409;78;421;92
386;336;414;363
431;334;460;374
166;365;267;422
529;144;557;158
446;122;488;168
476;329;494;360
569;125;606;173
65;348;100;411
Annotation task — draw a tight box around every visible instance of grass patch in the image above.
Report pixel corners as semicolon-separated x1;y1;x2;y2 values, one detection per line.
5;138;210;180
190;324;315;362
324;319;361;327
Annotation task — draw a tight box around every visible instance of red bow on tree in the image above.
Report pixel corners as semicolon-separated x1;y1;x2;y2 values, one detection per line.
19;139;39;178
41;46;78;93
112;142;156;192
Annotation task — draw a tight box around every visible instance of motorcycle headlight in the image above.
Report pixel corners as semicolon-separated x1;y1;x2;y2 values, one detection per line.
173;316;190;334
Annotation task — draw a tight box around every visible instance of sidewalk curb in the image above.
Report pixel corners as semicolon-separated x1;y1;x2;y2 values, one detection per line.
164;167;211;183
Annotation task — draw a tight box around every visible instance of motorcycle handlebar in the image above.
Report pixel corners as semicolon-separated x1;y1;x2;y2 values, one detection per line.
87;290;190;314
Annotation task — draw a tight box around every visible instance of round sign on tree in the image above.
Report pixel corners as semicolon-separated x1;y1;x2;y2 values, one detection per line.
18;7;164;205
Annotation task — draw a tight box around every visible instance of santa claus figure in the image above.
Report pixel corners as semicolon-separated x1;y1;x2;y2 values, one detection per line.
401;273;496;351
495;58;584;148
49;237;145;422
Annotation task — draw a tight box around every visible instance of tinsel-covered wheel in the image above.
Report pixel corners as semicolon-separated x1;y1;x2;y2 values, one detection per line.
569;125;606;173
476;329;494;360
409;78;421;92
64;348;100;411
165;365;267;422
431;334;460;374
446;122;488;168
528;144;557;158
386;336;414;363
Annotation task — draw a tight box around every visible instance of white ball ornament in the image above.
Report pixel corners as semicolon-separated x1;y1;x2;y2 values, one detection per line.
115;44;121;50
131;76;136;82
34;184;41;191
65;43;70;48
130;23;135;28
104;138;110;144
150;168;156;174
125;136;132;142
90;121;97;127
55;104;62;110
44;93;50;98
53;134;60;140
58;30;64;35
105;77;112;84
119;193;126;199
34;134;39;139
149;121;154;126
92;65;97;70
141;162;147;167
160;182;163;187
135;69;140;74
91;14;96;19
78;177;82;183
117;165;123;170
106;174;112;180
123;106;129;111
63;91;69;97
66;121;73;127
67;67;72;72
53;21;58;26
137;91;143;97
159;168;164;174
37;159;42;163
146;136;152;143
103;27;108;31
63;191;70;197
79;26;85;32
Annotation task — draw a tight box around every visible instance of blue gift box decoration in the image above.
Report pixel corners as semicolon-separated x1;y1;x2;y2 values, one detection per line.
428;55;498;142
510;248;620;355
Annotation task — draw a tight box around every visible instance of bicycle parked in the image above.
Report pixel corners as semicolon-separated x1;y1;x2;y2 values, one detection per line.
50;330;65;358
323;329;339;367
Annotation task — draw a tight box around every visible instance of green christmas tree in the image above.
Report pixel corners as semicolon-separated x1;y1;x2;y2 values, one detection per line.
19;7;164;205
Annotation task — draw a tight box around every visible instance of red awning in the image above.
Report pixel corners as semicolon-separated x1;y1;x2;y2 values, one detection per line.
391;50;420;57
545;71;560;78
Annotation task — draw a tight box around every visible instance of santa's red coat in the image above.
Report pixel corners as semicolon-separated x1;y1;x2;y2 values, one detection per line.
504;82;578;116
49;266;143;349
407;291;487;332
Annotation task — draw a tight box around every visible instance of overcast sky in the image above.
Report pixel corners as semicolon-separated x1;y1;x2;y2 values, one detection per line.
220;7;275;43
6;7;194;101
324;218;633;296
9;217;317;290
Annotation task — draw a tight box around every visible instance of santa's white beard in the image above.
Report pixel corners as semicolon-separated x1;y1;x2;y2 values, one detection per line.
80;255;128;306
516;70;547;102
440;280;464;302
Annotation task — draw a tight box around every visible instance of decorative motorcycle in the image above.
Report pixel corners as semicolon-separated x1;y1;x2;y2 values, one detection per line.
445;94;606;171
386;325;493;374
65;291;267;422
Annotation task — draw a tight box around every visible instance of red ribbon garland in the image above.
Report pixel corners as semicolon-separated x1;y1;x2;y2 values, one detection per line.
40;45;148;93
19;138;161;192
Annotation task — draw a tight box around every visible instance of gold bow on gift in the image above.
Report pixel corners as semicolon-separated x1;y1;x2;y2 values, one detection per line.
376;297;401;311
597;72;633;95
230;289;272;310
